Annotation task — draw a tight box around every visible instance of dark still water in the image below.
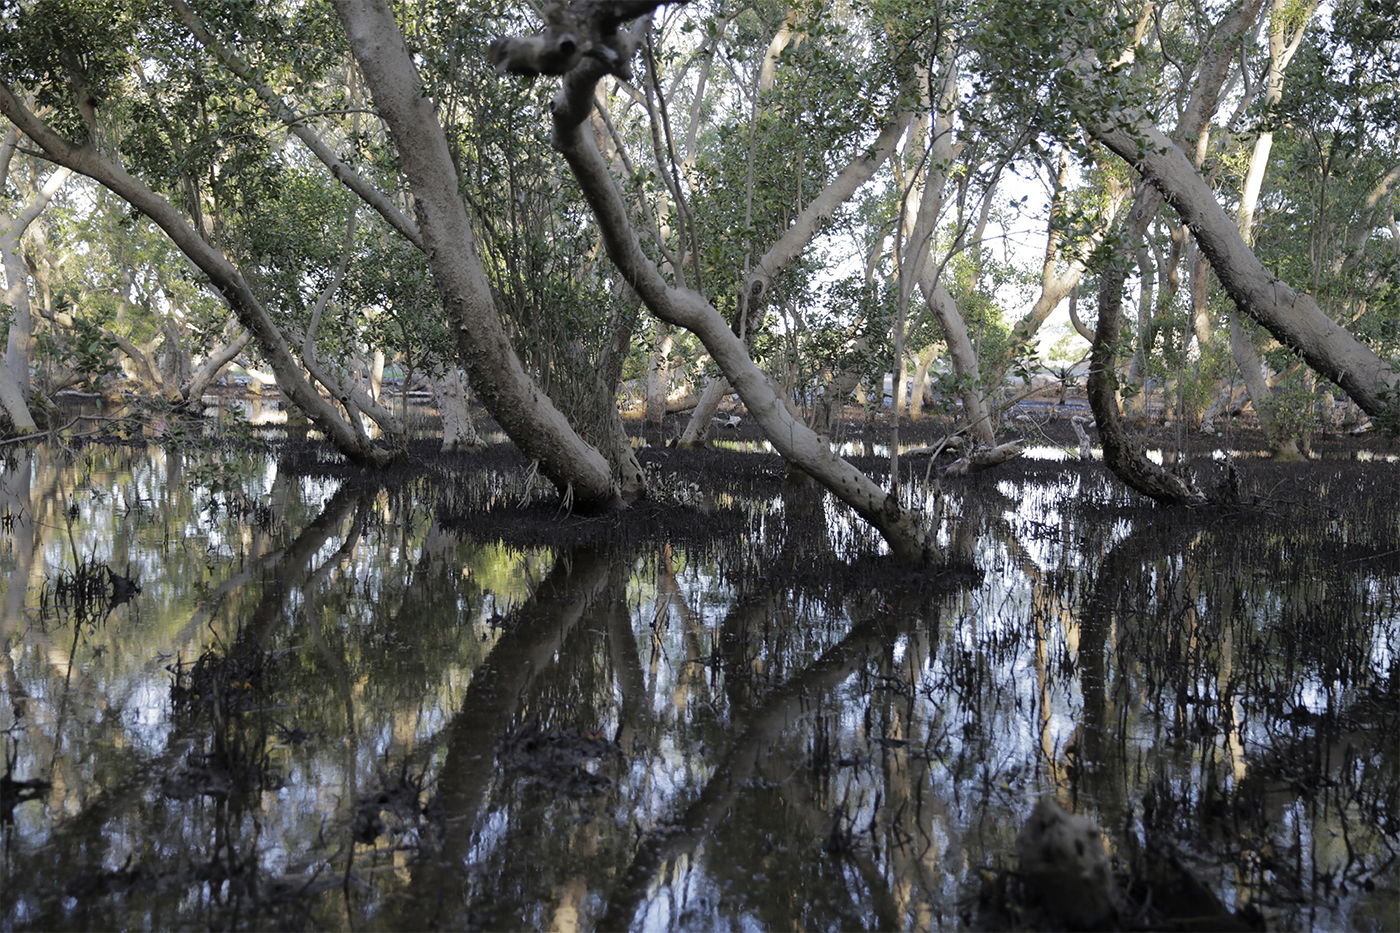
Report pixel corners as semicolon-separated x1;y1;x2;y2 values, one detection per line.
1;441;1396;930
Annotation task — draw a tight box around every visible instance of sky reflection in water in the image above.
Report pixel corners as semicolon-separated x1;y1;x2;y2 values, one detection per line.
0;442;1396;931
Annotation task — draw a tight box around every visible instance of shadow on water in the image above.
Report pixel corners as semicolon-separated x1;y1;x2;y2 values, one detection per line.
0;439;1395;930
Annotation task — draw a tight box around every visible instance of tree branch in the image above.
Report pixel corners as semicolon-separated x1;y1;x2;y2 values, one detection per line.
541;5;938;564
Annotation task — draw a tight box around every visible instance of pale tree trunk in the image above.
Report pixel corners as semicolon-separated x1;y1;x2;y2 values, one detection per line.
901;60;997;450
1186;232;1218;431
332;0;620;508
676;114;912;446
645;321;672;427
923;281;996;447
1228;0;1319;458
3;164;69;398
1085;0;1269;503
0;84;397;466
907;345;937;421
182;326;251;402
675;375;731;446
0;358;33;431
1080;27;1398;424
1091;121;1399;417
432;363;484;452
893;359;907;418
890;60;952;486
1123;244;1153;423
541;11;936;563
0;126;63;430
107;328;179;400
369;348;385;402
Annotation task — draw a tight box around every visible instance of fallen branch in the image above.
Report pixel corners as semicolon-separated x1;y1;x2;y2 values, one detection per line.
945;440;1025;475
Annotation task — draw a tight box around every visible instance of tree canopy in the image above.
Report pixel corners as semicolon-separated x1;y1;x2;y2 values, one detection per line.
1;0;1396;558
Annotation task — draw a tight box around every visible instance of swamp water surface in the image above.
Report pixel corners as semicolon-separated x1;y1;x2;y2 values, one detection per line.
0;439;1396;931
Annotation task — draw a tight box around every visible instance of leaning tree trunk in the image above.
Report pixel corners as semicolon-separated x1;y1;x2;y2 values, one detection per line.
923;280;997;448
528;6;938;565
675;113;911;448
181;327;251;404
334;0;621;511
675;376;731;447
1078;0;1325;500
0;85;396;466
1085;118;1399;425
1088;190;1206;505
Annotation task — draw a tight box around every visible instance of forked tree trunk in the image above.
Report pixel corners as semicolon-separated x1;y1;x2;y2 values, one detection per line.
545;24;938;564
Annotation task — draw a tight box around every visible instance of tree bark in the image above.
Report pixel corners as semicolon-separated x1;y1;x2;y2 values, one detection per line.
182;327;251;403
1085;115;1399;423
432;363;484;452
923;280;996;447
333;0;621;511
1226;0;1320;457
546;16;937;564
1087;190;1206;505
645;321;672;427
0;83;396;465
0;126;58;430
1080;0;1319;500
675;374;731;446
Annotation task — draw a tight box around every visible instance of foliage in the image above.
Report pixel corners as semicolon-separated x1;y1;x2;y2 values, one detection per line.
0;0;1394;461
41;300;119;392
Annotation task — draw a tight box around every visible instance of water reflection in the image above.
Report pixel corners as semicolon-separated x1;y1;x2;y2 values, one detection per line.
0;443;1395;930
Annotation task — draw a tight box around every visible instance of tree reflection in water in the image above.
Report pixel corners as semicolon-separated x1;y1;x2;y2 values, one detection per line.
0;443;1395;930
